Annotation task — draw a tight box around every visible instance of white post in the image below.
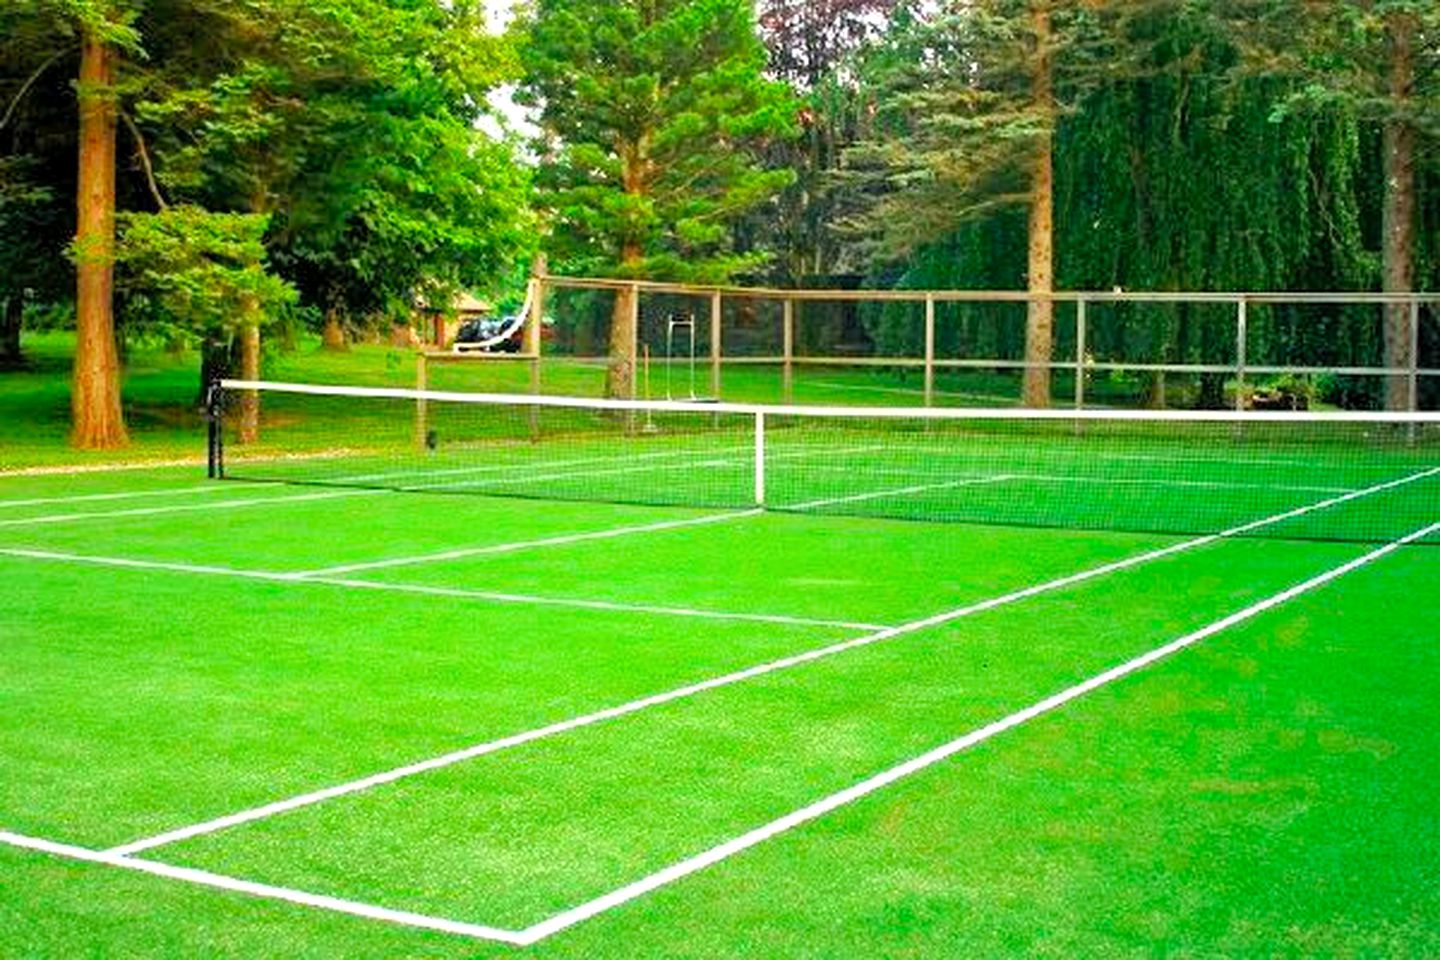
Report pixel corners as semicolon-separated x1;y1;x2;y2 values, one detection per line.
924;294;935;408
753;411;766;506
1234;298;1248;413
710;291;722;400
1408;300;1420;413
782;299;794;403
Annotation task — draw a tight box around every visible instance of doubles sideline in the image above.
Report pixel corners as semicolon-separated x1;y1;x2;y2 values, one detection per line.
4;519;1432;947
102;466;1437;858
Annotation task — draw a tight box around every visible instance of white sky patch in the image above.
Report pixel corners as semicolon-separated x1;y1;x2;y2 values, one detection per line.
479;0;538;142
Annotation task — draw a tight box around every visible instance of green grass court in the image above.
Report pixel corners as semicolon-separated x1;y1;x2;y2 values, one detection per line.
2;382;1438;957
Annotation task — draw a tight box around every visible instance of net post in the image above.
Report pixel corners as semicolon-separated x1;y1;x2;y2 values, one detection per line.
1074;297;1087;410
710;291;722;400
205;379;224;479
924;294;936;408
528;274;545;439
782;298;794;403
1234;297;1248;413
753;410;766;506
415;352;429;451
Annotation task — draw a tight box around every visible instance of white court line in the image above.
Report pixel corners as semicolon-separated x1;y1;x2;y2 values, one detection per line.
799;465;1354;496
0;831;526;945
516;519;1440;944
0;485;221;509
293;457;931;579
860;440;1438;472
103;467;1437;858
295;510;762;578
782;475;1015;510
0;488;385;528
329;443;754;486
400;442;887;495
11;522;1434;948
0;547;878;631
0;458;204;478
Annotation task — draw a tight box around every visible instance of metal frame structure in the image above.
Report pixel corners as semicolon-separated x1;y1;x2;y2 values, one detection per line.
536;276;1439;413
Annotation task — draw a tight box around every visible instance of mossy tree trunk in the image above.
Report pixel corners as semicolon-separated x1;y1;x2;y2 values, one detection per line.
1021;0;1054;409
71;28;128;449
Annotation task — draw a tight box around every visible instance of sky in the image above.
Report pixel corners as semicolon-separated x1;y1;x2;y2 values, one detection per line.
481;0;536;139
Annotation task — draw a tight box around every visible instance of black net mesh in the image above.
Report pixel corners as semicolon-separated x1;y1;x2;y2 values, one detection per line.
215;382;1440;545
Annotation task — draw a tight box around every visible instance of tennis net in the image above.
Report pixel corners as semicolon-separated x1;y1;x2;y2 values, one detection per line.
211;380;1440;545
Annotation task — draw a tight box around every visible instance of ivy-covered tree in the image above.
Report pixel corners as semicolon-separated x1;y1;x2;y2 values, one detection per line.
1228;0;1440;410
845;0;1102;406
519;0;797;398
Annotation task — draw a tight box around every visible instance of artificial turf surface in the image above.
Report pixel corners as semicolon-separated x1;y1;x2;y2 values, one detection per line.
1;457;1436;956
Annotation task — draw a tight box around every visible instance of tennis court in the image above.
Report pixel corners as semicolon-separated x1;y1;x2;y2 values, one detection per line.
2;384;1437;956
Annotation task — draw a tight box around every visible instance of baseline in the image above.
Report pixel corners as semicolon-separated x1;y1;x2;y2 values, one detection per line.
0;831;525;945
0;484;221;510
0;488;386;528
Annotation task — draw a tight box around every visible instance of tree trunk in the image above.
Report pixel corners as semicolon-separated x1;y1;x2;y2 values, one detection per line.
0;295;22;367
1381;12;1417;412
606;137;649;400
1021;1;1054;409
237;320;260;444
321;311;348;350
607;264;639;400
71;30;127;449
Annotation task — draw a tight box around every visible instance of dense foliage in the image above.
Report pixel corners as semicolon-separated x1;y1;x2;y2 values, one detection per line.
2;0;1437;434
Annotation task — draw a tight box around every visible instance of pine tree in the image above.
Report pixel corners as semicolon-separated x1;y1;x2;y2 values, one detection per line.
844;0;1103;406
520;0;796;398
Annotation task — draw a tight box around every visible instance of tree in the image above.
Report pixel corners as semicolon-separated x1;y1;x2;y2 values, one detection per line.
0;8;74;369
756;0;898;283
520;0;796;398
844;0;1099;406
1229;0;1440;410
5;0;531;445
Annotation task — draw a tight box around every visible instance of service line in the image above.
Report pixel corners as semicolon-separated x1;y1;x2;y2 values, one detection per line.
0;546;879;632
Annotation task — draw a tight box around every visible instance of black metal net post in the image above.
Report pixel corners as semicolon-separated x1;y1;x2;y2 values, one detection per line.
205;380;225;479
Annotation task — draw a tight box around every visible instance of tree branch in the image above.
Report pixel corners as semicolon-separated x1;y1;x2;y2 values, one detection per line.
0;45;77;134
120;111;169;211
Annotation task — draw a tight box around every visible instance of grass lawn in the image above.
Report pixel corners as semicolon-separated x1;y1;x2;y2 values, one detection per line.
2;330;1436;956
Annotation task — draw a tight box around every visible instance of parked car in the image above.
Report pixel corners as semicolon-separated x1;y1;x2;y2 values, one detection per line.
453;315;523;353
